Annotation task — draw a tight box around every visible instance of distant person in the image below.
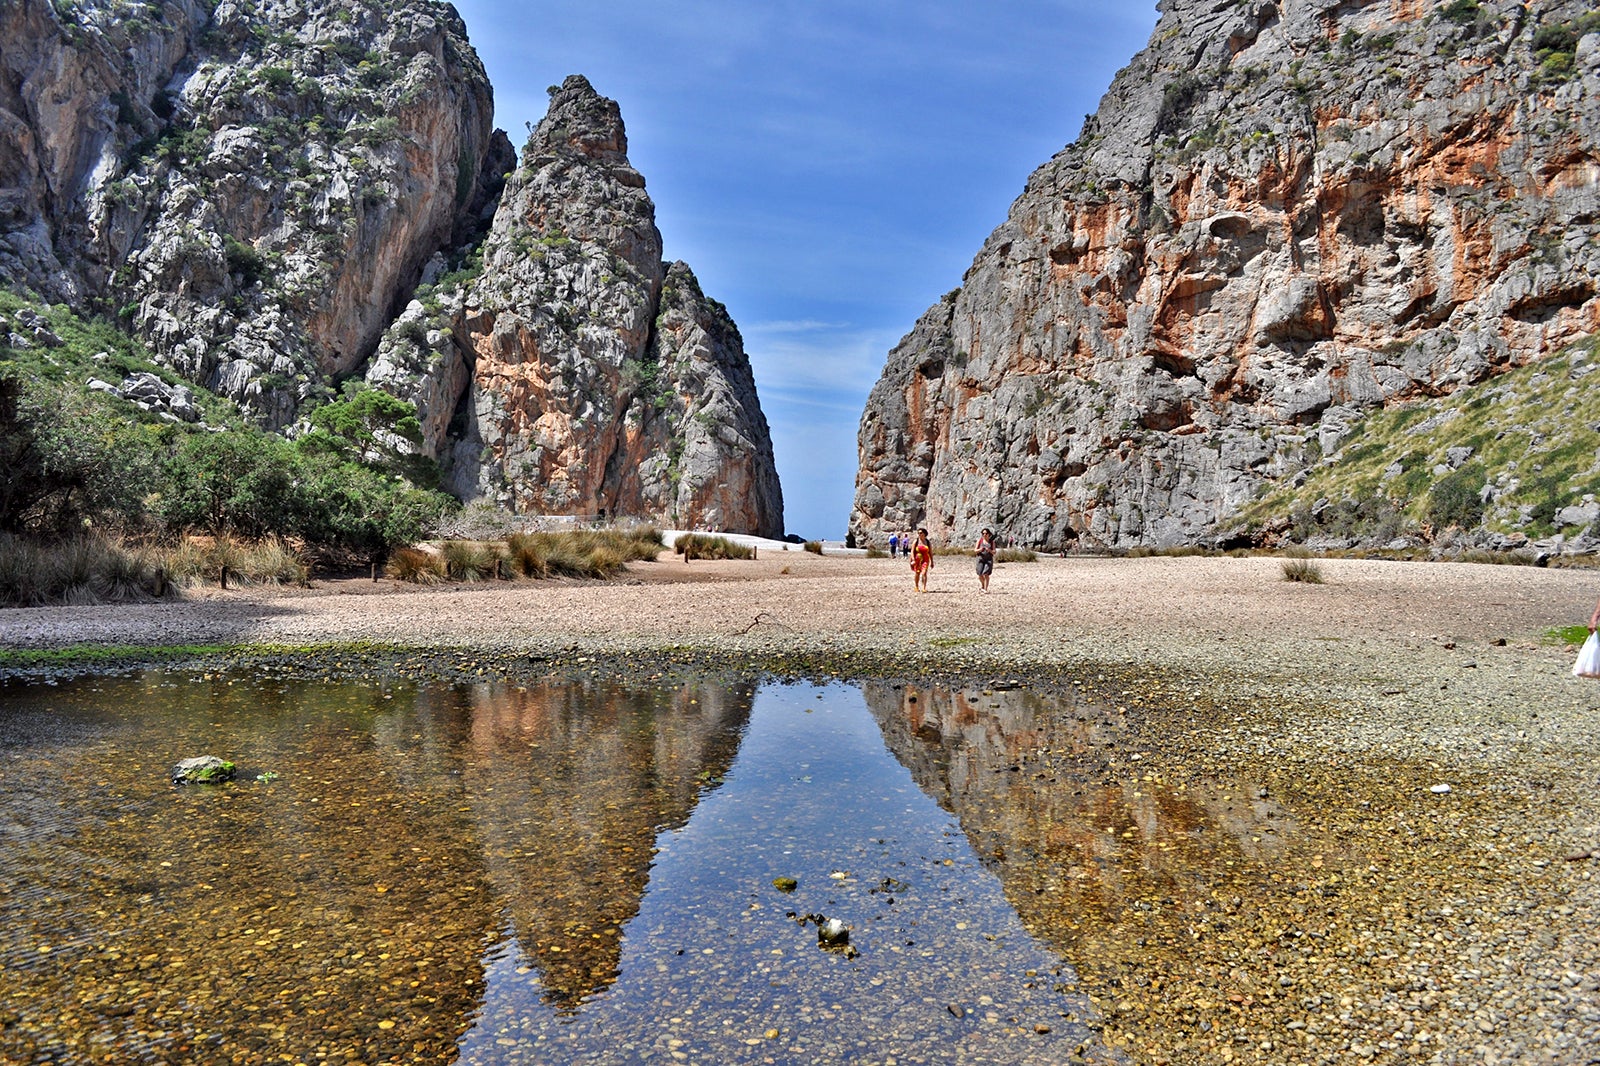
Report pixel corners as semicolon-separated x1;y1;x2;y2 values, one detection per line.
888;532;899;558
974;527;995;593
911;528;933;592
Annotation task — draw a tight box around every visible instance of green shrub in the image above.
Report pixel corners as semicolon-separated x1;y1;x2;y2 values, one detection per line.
1427;463;1486;530
995;548;1037;563
223;235;269;286
159;431;297;539
0;372;159;538
803;540;823;555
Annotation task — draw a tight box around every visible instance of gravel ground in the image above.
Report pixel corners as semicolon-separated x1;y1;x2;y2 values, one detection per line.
3;551;1599;1065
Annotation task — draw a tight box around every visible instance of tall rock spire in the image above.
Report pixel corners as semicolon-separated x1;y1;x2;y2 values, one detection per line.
373;75;785;535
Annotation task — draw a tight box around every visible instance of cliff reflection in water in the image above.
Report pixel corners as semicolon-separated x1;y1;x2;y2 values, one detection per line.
862;682;1319;958
453;677;753;1010
0;670;754;1065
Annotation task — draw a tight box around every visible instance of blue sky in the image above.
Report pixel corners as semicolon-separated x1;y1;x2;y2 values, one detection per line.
449;1;1160;538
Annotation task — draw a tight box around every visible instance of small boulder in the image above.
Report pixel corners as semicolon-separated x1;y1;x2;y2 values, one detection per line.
172;755;236;785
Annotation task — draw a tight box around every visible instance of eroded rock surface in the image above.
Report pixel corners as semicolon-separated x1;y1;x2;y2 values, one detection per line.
3;7;783;533
370;77;783;535
1;0;502;426
853;0;1600;549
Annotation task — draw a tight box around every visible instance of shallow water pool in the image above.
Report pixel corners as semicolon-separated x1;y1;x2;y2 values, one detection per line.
1;671;1159;1065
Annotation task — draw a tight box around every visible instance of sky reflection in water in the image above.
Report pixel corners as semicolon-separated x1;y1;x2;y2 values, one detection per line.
458;682;1102;1064
0;672;1121;1065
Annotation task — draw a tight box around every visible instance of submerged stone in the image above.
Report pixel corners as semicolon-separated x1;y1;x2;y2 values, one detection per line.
172;756;236;785
817;917;849;946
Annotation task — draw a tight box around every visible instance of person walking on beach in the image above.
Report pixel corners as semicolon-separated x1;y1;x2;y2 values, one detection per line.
888;532;899;558
974;527;995;593
910;528;933;592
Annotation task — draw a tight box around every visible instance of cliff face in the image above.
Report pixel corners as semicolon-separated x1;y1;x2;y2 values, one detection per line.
1;0;504;427
852;0;1600;549
369;76;784;536
3;7;783;534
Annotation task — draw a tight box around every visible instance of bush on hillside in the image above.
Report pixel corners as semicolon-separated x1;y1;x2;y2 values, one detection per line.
0;373;161;538
1427;463;1487;531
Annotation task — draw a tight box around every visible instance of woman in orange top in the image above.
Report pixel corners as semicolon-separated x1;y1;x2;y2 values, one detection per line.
910;528;933;592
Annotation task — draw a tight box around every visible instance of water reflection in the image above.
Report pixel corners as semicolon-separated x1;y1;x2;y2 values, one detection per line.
457;683;1112;1065
863;682;1333;969
0;674;498;1064
0;673;755;1064
1;673;1121;1065
455;679;751;1010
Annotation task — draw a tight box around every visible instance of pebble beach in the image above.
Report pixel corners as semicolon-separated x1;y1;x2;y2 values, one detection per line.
3;550;1598;1066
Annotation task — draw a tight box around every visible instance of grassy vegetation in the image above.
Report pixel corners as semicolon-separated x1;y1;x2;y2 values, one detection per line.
674;533;754;561
803;540;823;555
0;642;237;669
0;532;311;607
1280;548;1325;584
1237;335;1600;543
0;533;166;606
386;528;665;584
1547;624;1591;646
1533;11;1600;84
1;289;456;597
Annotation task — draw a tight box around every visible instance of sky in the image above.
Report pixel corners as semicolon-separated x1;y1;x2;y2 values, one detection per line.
448;1;1160;539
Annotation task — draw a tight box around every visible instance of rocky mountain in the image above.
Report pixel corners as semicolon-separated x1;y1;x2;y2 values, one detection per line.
852;0;1600;550
1;2;782;536
2;0;505;426
368;76;784;535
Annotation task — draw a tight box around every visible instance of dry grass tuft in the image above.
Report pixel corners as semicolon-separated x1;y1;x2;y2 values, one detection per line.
1281;548;1325;584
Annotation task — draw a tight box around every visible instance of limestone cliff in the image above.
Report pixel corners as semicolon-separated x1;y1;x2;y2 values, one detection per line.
3;7;783;534
852;0;1600;549
1;0;504;426
369;76;784;536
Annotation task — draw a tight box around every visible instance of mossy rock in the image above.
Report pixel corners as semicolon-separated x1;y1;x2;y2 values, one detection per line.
172;755;237;785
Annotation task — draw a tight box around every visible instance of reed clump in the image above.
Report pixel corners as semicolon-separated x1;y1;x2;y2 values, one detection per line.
158;534;310;588
385;547;447;584
1281;547;1325;584
674;533;755;561
387;527;664;584
0;532;312;606
0;533;160;607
